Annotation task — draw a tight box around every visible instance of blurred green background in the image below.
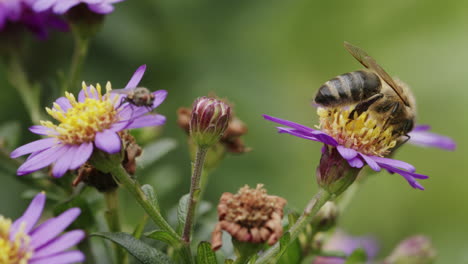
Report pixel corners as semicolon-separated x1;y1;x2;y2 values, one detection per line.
0;0;467;263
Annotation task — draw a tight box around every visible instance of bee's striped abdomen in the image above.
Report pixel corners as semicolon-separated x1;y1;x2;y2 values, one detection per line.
315;70;381;107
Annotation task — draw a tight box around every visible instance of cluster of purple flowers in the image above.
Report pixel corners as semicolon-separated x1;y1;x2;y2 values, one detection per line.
0;0;124;39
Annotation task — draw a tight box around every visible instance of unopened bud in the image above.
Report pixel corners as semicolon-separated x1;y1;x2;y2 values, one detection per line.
384;235;436;264
311;201;339;232
317;146;361;196
190;97;231;148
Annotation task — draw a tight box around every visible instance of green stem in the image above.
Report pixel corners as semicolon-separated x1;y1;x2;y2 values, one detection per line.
65;32;89;94
182;146;208;243
109;165;179;241
255;188;332;264
7;53;42;124
109;164;194;263
104;189;127;264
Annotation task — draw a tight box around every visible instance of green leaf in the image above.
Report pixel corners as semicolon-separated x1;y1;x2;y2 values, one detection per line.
139;138;178;167
224;259;234;264
278;233;301;264
177;194;190;230
344;248;367;264
141;184;160;210
196;241;217;264
92;232;174;264
145;230;179;246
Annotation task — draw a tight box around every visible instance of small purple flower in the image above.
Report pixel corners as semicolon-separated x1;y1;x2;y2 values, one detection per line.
263;114;429;190
11;65;167;178
0;192;85;263
314;230;378;264
0;0;68;39
34;0;125;15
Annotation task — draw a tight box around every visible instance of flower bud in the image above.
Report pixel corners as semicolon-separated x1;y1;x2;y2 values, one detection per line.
311;201;339;232
317;146;361;196
190;97;231;148
384;235;436;264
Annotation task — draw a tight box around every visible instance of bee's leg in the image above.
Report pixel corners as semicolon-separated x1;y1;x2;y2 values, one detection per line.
382;102;400;130
118;97;128;108
392;134;411;151
349;93;384;119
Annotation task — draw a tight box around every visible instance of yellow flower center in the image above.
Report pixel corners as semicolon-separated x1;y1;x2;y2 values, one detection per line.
317;107;397;157
42;83;120;145
0;216;33;264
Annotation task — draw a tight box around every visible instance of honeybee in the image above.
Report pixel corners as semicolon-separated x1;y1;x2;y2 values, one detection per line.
112;87;155;108
314;42;416;137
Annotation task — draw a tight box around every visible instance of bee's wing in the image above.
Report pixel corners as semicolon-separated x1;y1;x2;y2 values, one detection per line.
343;41;410;106
110;88;132;95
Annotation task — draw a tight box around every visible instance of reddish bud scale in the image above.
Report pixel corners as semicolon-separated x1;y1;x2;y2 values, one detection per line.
190;97;231;147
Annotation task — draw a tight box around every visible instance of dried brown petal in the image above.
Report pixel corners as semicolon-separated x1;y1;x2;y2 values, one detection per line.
211;184;287;250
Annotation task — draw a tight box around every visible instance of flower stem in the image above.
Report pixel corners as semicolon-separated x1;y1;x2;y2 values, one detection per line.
64;31;89;94
104;189;127;264
7;52;42;124
255;188;332;264
182;146;208;243
109;165;180;241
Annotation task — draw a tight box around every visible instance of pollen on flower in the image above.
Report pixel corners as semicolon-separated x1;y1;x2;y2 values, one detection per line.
317;107;397;157
42;82;120;145
0;216;33;264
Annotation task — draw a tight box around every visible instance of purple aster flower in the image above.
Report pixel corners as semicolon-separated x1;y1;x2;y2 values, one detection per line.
10;65;167;178
264;106;432;190
0;0;68;39
314;230;378;264
0;192;85;263
34;0;124;15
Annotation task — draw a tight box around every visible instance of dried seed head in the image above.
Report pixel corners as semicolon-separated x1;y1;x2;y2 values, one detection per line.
211;184;287;251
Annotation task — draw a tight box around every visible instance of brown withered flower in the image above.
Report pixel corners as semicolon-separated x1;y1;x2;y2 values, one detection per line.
177;103;250;154
211;184;287;251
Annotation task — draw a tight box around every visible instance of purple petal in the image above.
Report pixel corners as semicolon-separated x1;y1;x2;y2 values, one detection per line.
10;138;57;158
17;145;68;175
29;250;85;264
94;130;121;154
10;192;45;240
347;157;364;168
371;156;416;173
379;164;427;190
358;154;381;171
337;145;358;160
30;208;81;249
88;3;114;14
52;0;80;14
126;114;166;129
125;65;146;89
29;126;58;136
54;97;72;111
69;142;93;170
408;129;456;151
151;90;168;108
31;230;85;259
263;114;316;132
51;146;75;178
277;127;338;146
411;124;431;132
33;0;55;12
109;120;129;132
